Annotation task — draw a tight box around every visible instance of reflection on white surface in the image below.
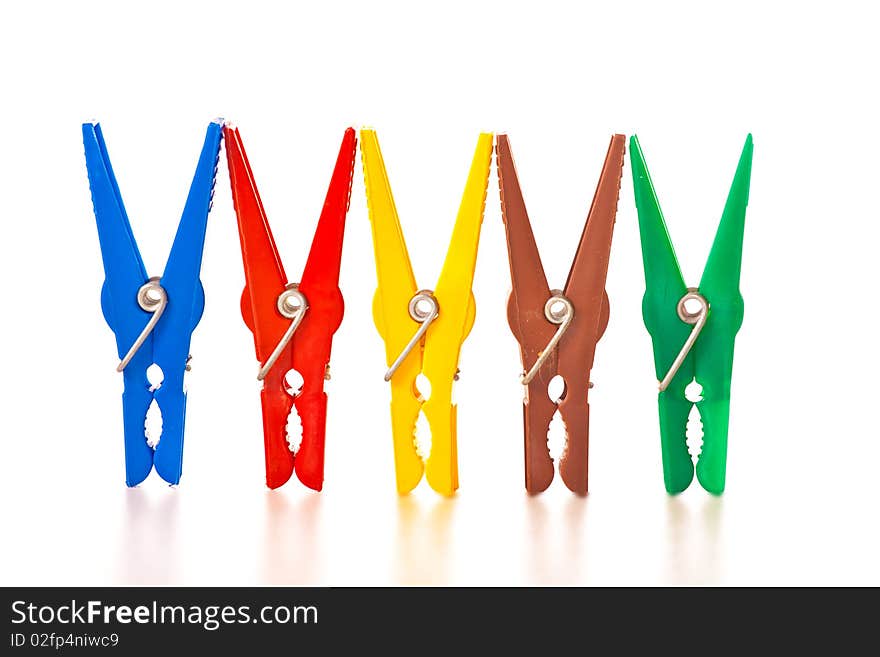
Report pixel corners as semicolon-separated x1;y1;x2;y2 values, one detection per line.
261;491;323;585
522;495;587;586
394;496;456;585
6;475;879;585
664;496;723;585
562;495;589;582
524;494;589;585
115;488;181;585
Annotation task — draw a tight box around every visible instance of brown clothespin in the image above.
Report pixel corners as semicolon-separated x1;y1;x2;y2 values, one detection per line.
497;133;626;495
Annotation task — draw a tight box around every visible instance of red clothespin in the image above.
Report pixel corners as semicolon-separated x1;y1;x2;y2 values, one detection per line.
224;125;357;490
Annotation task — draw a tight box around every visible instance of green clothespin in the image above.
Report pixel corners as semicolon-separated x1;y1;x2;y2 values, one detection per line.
630;134;753;495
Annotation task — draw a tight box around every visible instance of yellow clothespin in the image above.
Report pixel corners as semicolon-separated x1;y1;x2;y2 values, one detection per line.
361;129;493;495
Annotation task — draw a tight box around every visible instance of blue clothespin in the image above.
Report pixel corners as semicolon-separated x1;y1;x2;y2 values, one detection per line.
83;121;223;486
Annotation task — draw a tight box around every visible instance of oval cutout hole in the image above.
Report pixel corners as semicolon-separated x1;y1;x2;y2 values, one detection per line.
147;364;164;391
284;370;304;397
547;374;566;403
415;374;432;402
685;379;703;403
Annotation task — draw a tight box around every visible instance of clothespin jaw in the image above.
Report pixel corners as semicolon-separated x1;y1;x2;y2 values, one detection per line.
84;122;155;487
291;127;357;490
84;121;223;486
630;134;753;495
361;129;493;495
692;135;752;494
496;134;558;493
360;129;424;494
225;125;357;490
497;134;625;495
152;122;223;485
421;132;493;495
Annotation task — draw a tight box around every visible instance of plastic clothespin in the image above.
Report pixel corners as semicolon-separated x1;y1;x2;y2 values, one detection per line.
497;134;626;495
360;129;493;495
224;125;357;491
630;134;753;495
83;121;222;486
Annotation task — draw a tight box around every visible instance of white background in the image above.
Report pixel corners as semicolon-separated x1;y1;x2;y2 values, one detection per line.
1;1;877;586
